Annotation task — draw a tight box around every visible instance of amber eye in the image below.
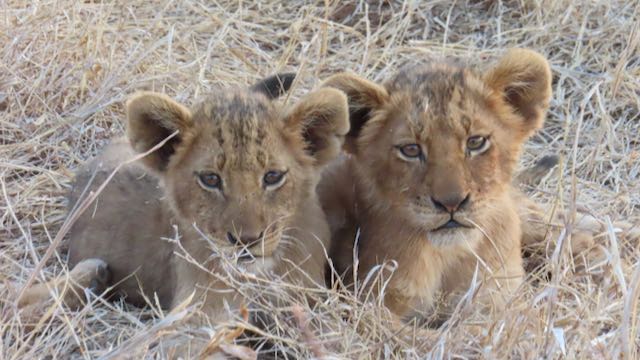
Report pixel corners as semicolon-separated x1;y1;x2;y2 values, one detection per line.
197;172;222;189
398;144;422;159
263;170;286;187
466;136;489;154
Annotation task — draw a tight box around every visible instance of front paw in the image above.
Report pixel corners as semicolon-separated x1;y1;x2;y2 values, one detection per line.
70;258;111;295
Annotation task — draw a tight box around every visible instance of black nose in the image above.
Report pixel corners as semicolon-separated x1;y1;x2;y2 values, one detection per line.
227;231;264;245
431;193;470;213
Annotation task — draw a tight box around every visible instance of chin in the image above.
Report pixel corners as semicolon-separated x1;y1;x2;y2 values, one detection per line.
427;227;482;247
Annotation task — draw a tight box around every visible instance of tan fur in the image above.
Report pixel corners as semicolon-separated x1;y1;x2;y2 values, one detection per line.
14;259;110;310
517;192;640;273
320;49;555;323
19;79;349;332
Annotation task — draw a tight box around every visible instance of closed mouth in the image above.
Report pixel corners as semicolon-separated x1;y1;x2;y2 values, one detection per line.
237;252;256;262
229;232;280;262
433;219;471;231
236;247;274;262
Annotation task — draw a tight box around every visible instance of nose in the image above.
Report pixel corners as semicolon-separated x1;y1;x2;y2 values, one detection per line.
430;193;470;213
226;231;264;246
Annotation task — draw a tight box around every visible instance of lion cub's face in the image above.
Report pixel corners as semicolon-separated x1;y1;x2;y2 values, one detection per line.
324;49;551;246
125;75;348;264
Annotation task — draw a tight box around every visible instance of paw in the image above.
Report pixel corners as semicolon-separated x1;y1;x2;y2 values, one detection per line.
569;231;596;255
88;262;111;294
69;259;111;294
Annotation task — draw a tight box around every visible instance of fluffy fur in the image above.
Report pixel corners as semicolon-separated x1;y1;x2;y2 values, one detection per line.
20;75;349;328
320;49;558;322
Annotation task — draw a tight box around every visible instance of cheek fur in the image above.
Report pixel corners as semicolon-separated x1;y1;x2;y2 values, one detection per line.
469;152;496;188
165;173;195;218
266;182;295;212
364;148;415;199
492;130;525;180
468;146;512;200
165;169;224;227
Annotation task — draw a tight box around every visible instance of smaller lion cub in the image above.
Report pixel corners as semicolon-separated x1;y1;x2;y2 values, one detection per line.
320;49;554;324
19;74;349;326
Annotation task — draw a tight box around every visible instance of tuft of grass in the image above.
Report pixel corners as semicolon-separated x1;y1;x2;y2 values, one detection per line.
1;1;638;358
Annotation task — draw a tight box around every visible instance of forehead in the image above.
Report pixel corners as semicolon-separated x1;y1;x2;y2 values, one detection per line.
189;90;284;169
385;63;492;135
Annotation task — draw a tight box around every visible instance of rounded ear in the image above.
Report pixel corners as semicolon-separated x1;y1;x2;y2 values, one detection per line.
321;73;389;153
284;88;349;166
250;72;296;100
484;49;552;135
126;92;192;172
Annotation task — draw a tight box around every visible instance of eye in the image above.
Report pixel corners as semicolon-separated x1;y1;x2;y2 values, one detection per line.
398;144;423;159
197;172;222;190
263;170;287;188
466;136;490;155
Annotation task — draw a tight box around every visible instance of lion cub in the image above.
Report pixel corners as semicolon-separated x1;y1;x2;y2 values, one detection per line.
320;49;555;322
19;74;349;324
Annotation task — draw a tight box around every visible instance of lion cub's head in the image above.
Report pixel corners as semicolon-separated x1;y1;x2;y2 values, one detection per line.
125;74;348;264
324;49;552;246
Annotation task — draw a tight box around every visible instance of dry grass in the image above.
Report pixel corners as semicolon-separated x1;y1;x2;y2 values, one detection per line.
1;0;639;358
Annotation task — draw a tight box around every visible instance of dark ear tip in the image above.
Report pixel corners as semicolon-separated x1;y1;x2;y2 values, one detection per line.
536;155;559;169
277;72;296;83
250;72;297;99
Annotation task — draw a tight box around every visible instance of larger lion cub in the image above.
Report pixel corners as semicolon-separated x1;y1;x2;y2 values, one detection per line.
20;75;349;324
320;49;553;321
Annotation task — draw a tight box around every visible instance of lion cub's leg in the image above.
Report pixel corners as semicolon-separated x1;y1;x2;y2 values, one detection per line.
520;198;639;270
516;193;609;272
513;155;640;270
18;258;111;310
512;156;601;269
